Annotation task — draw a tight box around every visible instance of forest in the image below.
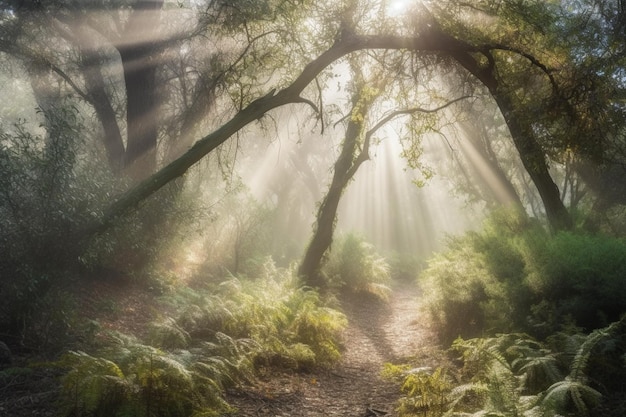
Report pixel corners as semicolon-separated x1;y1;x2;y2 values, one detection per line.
1;0;626;416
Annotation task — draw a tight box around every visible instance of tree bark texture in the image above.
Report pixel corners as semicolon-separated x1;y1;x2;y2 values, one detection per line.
446;47;573;231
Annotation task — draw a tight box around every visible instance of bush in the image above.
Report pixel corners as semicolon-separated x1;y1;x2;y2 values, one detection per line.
324;234;391;298
0;107;110;336
526;231;626;330
419;208;626;343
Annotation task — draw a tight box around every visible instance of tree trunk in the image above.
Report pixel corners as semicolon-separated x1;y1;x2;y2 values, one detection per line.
118;0;164;181
448;47;573;231
79;47;126;172
494;93;573;231
298;116;367;288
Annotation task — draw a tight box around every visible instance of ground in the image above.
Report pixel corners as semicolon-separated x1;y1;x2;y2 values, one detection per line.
223;284;442;416
0;280;442;417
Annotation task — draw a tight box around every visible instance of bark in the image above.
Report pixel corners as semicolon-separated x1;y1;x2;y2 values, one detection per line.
445;47;573;231
298;103;369;288
117;0;164;180
79;47;126;172
494;93;573;231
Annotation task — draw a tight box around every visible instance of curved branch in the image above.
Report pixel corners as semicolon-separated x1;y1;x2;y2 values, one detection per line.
84;28;481;237
365;95;473;140
487;43;559;94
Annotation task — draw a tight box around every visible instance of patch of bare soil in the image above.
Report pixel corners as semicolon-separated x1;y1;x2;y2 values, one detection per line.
225;283;440;417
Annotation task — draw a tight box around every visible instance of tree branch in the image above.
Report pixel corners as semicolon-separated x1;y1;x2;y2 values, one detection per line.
83;28;481;237
364;95;473;140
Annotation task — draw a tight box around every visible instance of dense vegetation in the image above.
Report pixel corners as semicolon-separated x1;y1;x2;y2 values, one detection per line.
386;209;626;416
53;264;346;417
1;0;626;415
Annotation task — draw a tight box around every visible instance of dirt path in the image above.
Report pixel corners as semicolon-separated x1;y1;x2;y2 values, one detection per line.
225;283;438;417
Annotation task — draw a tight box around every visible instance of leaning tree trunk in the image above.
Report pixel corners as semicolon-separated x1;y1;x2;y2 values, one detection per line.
298;115;368;288
493;93;573;231
448;47;573;231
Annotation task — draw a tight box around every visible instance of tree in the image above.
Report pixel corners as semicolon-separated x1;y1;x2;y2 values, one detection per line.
298;56;471;288
3;0;622;254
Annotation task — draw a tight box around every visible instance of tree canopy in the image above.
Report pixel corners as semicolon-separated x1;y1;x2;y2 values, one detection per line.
1;0;625;276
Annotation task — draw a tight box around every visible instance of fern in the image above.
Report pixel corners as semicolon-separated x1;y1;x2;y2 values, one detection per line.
55;335;232;416
55;263;347;415
148;317;191;349
540;316;626;415
57;350;133;417
542;379;602;416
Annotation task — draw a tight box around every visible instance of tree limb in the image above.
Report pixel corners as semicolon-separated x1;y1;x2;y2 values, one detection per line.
83;28;482;237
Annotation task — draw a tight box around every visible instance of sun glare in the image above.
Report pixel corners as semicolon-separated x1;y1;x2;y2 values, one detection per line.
388;0;411;17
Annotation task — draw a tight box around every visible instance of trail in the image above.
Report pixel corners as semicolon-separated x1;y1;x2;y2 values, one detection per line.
225;283;437;416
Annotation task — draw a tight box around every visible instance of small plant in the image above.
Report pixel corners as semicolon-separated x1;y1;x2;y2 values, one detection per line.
383;364;453;416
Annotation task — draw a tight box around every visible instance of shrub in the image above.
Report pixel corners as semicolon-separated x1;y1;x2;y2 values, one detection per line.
526;231;626;330
419;208;626;342
0;107;121;342
324;234;391;298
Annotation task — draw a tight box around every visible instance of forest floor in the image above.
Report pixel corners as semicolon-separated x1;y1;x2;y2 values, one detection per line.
224;283;444;417
1;280;444;417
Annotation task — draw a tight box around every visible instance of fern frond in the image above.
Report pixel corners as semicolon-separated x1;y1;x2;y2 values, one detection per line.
149;316;191;349
56;351;132;417
542;379;602;415
569;316;626;382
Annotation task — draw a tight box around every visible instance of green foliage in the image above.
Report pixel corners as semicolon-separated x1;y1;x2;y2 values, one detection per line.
419;208;626;342
398;367;453;416
176;262;347;369
391;318;626;417
55;262;346;415
524;231;626;330
56;340;231;417
0;108;99;331
387;252;424;283
324;234;391;299
385;321;624;416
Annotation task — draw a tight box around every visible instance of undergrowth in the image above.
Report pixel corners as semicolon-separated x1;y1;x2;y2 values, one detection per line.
398;208;626;416
419;208;626;342
384;316;626;416
53;260;346;416
324;233;392;299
